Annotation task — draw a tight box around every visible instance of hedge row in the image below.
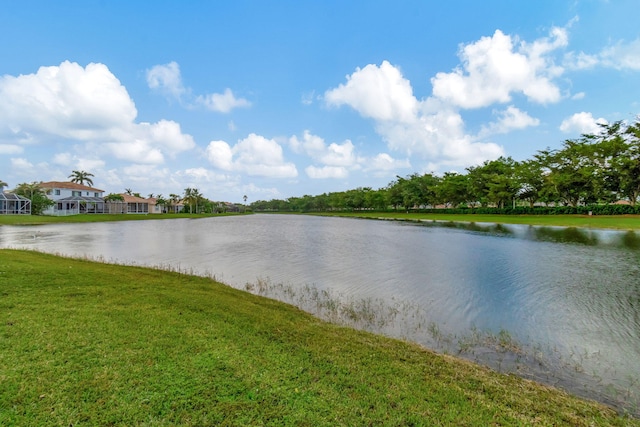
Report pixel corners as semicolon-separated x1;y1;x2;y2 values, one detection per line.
395;204;640;216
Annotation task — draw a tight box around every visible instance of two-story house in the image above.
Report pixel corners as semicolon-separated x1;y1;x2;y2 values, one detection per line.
40;181;107;215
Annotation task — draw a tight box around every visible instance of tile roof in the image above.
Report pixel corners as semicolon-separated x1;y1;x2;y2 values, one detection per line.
39;181;104;192
119;194;150;203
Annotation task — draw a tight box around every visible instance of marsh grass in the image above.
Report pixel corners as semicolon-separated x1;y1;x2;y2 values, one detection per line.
2;249;638;425
243;278;640;418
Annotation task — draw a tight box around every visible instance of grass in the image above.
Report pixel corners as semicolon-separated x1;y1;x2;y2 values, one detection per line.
0;212;248;226
1;249;638;426
308;211;640;230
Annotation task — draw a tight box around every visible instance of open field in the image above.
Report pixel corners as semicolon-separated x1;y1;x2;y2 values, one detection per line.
0;212;247;226
1;249;637;426
309;211;640;230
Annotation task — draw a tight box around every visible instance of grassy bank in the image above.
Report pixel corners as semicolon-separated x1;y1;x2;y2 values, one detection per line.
1;250;636;426
308;211;640;230
0;212;248;226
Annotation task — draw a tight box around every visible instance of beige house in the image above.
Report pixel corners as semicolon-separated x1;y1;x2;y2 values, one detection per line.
107;194;150;214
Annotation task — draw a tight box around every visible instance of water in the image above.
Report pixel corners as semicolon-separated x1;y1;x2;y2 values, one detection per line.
1;215;639;413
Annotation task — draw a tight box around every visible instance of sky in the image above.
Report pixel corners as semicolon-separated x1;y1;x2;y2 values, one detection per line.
1;0;639;203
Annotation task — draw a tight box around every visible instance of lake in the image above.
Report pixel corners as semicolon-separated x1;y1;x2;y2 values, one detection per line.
1;214;639;413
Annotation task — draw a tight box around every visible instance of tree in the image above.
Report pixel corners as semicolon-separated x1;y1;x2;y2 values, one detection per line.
168;193;180;213
104;193;124;202
13;182;54;215
183;187;203;213
0;179;8;190
68;170;95;187
437;172;470;208
243;195;248;204
125;188;133;195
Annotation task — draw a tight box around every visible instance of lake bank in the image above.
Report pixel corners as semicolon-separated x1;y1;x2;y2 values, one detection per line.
1;249;636;425
307;211;640;230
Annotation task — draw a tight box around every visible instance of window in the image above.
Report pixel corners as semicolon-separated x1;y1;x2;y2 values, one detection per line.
54;190;60;195
72;191;81;197
94;192;99;197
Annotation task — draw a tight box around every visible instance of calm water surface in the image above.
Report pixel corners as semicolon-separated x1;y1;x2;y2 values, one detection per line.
1;214;639;412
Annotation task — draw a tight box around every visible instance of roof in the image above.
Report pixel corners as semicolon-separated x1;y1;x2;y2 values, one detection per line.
56;196;105;203
0;191;30;201
118;194;149;203
40;181;104;192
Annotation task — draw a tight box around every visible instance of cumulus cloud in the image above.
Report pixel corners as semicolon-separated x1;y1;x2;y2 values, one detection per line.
478;106;540;137
205;133;298;178
146;61;187;99
305;165;348;179
324;62;504;169
289;130;360;179
0;61;195;165
147;61;251;113
363;153;411;175
564;38;640;71
0;144;22;155
325;61;418;123
196;88;251;113
559;112;607;135
431;27;567;109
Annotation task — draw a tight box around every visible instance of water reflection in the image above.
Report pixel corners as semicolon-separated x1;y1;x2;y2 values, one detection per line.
1;215;639;414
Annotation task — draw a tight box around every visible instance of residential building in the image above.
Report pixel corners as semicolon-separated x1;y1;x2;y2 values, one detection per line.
40;181;106;215
0;191;31;214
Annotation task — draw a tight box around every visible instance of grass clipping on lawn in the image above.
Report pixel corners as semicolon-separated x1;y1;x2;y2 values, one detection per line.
0;249;636;426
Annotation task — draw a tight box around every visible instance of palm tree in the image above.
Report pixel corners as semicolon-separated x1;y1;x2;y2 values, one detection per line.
125;188;133;195
0;180;7;191
169;193;180;213
68;170;95;187
155;194;167;213
183;187;203;213
243;195;248;204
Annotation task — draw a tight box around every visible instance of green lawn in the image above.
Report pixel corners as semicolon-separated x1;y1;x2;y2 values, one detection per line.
1;249;636;426
310;211;640;230
0;212;247;226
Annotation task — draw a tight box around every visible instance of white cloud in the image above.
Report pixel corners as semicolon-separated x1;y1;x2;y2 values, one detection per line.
205;133;298;178
0;61;136;141
52;152;72;166
325;62;505;170
479;105;540;137
0;144;22;155
10;157;33;169
571;92;585;100
364;153;411;174
196;88;251;113
565;38;640;71
146;61;186;99
305;165;348;179
431;27;567;109
599;38;640;70
325;60;418;122
0;61;195;165
289;130;361;179
147;61;251;113
559;112;607;135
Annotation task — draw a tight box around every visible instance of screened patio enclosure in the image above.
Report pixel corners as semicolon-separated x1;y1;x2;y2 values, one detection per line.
43;196;107;216
0;192;31;214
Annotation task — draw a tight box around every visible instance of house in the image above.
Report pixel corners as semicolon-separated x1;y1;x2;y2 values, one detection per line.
106;194;149;214
40;181;107;215
146;197;163;214
0;191;31;214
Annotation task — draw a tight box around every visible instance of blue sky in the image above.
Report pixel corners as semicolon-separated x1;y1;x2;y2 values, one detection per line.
1;0;639;203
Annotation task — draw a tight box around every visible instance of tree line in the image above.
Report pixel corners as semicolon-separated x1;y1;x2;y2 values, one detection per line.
251;119;640;214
